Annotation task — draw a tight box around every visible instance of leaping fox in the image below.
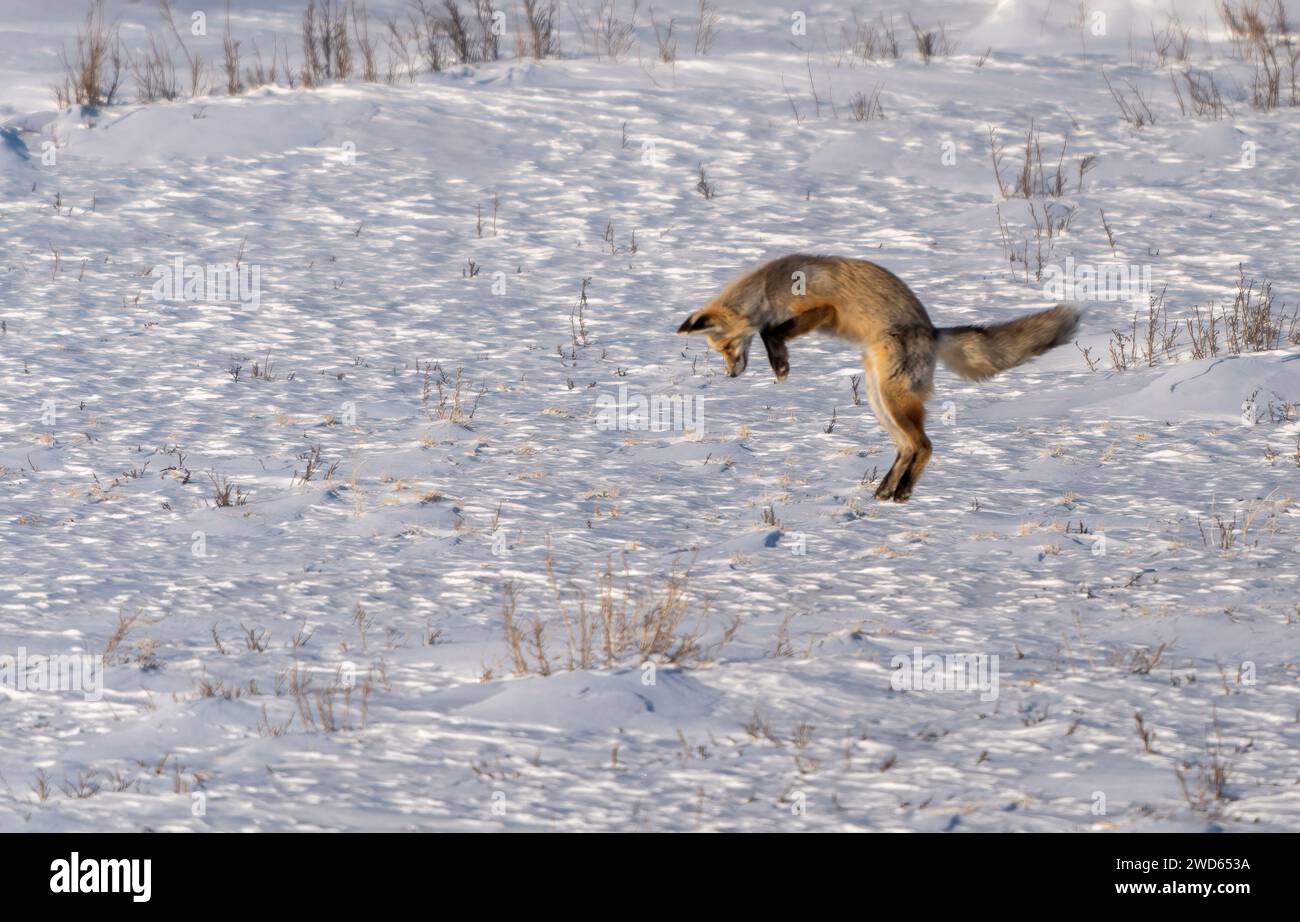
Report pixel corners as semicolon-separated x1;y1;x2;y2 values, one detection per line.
677;255;1079;502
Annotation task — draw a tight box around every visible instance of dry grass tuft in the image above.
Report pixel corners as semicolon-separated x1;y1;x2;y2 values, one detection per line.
54;1;125;109
501;551;738;675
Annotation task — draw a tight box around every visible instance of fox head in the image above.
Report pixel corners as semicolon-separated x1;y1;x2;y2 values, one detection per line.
676;303;755;377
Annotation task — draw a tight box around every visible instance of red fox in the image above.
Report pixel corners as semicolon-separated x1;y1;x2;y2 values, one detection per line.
677;255;1079;501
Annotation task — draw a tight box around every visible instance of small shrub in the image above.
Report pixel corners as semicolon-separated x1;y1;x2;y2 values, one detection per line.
848;86;885;121
54;1;125;109
522;0;560;59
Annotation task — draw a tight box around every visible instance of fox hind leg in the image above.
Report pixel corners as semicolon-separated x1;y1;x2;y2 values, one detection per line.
866;342;934;502
860;357;904;497
876;382;931;502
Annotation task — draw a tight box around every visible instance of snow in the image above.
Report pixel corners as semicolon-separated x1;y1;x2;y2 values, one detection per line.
1;0;1298;831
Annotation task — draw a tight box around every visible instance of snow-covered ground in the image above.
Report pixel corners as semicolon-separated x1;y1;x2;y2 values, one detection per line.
1;0;1298;831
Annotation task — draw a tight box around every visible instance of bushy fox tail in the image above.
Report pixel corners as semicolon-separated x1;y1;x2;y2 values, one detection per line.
935;305;1080;382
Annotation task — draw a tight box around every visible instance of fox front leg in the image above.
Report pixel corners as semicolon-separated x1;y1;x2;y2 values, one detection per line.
759;306;836;382
760;327;791;381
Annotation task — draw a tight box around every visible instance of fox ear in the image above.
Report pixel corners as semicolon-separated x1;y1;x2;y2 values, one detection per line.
677;309;718;335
